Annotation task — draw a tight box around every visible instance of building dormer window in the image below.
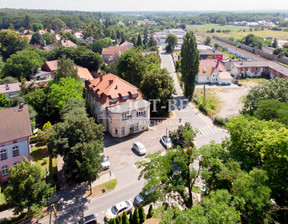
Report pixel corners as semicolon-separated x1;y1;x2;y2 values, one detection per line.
109;97;118;103
122;95;129;100
13;140;17;143
132;93;138;98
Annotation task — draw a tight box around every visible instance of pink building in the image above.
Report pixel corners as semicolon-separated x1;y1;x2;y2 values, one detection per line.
0;105;32;183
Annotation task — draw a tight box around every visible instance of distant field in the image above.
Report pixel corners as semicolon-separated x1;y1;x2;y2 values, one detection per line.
189;24;288;41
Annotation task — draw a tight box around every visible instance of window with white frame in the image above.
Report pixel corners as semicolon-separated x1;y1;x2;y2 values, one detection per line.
121;127;125;135
0;149;7;160
136;109;146;117
122;112;132;120
2;166;8;176
13;146;19;157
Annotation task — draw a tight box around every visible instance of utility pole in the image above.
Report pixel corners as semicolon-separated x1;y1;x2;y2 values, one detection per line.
203;84;206;106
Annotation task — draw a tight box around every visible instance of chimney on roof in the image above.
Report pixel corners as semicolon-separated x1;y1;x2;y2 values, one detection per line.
115;85;118;90
100;75;103;81
109;80;113;85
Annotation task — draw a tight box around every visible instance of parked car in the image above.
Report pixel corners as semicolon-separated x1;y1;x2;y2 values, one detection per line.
134;188;154;206
160;135;172;149
74;214;97;224
100;153;110;170
132;142;147;155
105;200;133;222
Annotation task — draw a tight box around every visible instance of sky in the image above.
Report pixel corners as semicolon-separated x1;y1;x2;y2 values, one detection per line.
0;0;287;12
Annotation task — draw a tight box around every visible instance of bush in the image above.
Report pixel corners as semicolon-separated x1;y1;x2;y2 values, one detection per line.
139;206;146;223
29;135;38;144
198;104;208;115
213;116;227;127
147;204;154;218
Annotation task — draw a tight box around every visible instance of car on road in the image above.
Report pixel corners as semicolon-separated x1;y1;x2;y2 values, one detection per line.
74;214;97;224
160;135;172;149
132;142;147;155
105;200;133;221
100;153;110;170
134;188;154;206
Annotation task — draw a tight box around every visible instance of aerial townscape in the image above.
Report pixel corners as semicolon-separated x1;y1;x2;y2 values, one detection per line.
0;1;288;224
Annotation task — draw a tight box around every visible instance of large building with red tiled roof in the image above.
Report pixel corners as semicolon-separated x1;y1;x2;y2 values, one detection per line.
196;59;233;85
86;73;150;137
102;41;134;63
0;105;32;183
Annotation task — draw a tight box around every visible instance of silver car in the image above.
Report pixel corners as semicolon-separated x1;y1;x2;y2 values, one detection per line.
132;142;147;155
161;135;172;149
100;153;110;170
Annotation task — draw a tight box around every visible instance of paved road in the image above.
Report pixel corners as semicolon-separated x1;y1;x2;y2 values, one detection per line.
159;49;228;146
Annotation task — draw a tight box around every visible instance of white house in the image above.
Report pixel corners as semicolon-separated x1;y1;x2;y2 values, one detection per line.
196;59;233;85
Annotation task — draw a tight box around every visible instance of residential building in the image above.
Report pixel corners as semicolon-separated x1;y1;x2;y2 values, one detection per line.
0;105;32;183
102;41;134;63
0;83;22;99
59;40;77;48
231;61;288;79
42;60;58;78
86;73;150;138
221;59;250;71
41;60;93;82
196;59;233;85
77;67;93;83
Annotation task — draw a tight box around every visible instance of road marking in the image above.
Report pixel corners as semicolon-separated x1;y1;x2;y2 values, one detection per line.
196;125;219;138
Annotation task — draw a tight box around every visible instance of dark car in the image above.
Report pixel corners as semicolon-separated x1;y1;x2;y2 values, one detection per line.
74;214;97;224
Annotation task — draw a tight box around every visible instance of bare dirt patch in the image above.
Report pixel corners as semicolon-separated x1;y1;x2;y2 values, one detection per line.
85;179;118;198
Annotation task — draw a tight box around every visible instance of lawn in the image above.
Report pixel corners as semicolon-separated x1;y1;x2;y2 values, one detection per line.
86;179;118;198
188;24;288;41
0;192;6;205
193;88;220;116
30;146;57;176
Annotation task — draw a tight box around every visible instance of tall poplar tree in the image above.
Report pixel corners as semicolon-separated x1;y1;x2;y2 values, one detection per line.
181;31;199;97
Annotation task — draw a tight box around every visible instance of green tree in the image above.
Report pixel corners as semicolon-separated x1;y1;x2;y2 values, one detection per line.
160;189;240;224
165;33;177;53
136;145;201;208
148;32;157;48
181;31;200;97
48;113;104;184
3;158;55;215
133;207;140;224
138;206;146;223
122;212;129;224
31;23;44;32
272;38;278;48
1;49;44;80
49;77;83;111
147;204;154;218
51;18;66;33
30;32;46;46
0;76;19;84
169;122;197;148
205;36;211;45
0;93;10;108
91;38;112;54
232;168;272;223
137;34;142;47
117;48;136;79
24;15;31;29
143;26;149;46
60;98;86;118
54;56;79;81
0;29;28;59
129;212;133;224
242;78;288;114
42;32;57;45
140;68;175;117
116;215;122;224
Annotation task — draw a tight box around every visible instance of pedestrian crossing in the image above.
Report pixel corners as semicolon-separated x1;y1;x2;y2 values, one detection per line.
196;125;219;138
